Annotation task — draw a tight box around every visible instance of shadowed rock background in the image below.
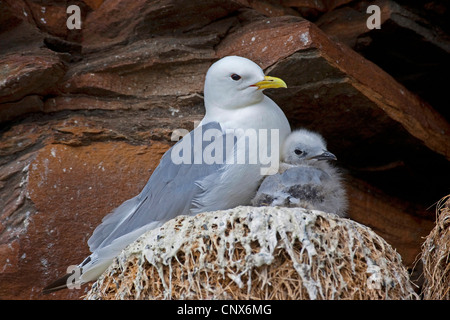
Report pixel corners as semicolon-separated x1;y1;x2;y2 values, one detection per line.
0;0;449;299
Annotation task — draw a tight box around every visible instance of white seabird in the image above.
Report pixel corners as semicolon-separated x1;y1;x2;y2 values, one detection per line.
43;56;291;293
252;129;348;217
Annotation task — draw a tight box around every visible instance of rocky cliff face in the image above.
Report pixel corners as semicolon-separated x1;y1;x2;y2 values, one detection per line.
1;0;449;299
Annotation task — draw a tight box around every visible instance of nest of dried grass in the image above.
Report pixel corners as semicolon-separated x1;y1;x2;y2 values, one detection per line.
421;196;450;300
85;206;418;300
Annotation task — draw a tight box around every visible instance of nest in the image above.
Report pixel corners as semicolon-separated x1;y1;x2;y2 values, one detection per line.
85;206;418;300
421;196;450;300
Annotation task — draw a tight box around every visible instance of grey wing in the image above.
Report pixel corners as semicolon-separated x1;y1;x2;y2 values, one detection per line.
87;121;226;253
251;173;282;206
257;166;329;193
280;166;330;186
252;166;330;207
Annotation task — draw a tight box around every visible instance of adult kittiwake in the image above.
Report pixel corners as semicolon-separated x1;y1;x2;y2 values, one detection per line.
252;129;348;217
43;56;291;293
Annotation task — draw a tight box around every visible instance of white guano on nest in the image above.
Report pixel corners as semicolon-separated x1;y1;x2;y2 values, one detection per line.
85;206;419;300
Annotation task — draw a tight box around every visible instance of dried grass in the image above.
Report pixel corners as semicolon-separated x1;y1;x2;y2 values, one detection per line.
85;206;418;300
421;195;450;300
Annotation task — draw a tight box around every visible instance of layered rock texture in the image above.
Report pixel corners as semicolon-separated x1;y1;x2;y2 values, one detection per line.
0;0;449;299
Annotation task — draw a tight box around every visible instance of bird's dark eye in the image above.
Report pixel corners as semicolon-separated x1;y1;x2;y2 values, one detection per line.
294;149;303;155
231;74;241;81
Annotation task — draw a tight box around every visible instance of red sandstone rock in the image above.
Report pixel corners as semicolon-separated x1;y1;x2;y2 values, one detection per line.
82;0;243;52
0;240;20;274
216;15;311;68
25;1;70;38
1;139;170;299
217;15;450;161
0;96;44;123
316;0;450;122
0;49;65;104
84;0;104;10
346;178;435;266
237;0;301;17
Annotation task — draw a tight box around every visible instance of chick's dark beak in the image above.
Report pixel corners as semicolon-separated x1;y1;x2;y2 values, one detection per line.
312;150;337;161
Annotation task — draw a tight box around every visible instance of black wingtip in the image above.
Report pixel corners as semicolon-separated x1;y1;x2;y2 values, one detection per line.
42;273;71;294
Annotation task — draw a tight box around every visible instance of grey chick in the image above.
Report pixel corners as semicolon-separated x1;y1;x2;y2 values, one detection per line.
252;129;348;217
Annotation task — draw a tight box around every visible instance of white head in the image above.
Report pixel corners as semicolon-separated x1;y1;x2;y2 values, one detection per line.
204;56;287;111
282;129;337;165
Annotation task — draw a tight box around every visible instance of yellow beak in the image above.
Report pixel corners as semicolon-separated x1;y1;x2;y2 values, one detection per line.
252;76;287;90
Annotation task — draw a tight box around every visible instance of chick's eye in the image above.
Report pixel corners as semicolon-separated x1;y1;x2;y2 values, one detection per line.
231;74;241;81
294;149;303;155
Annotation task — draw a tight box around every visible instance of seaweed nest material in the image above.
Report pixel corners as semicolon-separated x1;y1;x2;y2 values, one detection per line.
85;206;418;300
421;196;450;300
